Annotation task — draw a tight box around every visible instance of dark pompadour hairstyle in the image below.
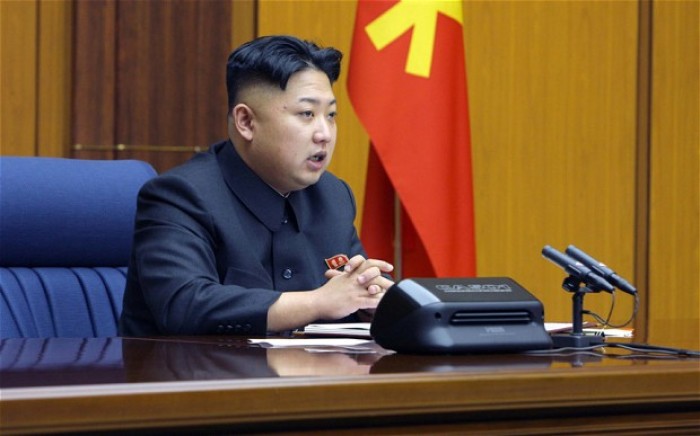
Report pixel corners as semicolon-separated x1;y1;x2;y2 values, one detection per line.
226;35;343;111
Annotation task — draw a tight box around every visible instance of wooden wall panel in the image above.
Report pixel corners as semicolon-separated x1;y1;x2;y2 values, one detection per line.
113;0;230;171
72;0;117;160
647;0;700;347
231;0;256;50
257;0;370;226
72;0;232;172
464;1;637;322
462;1;639;323
37;0;72;157
1;0;38;155
0;0;72;158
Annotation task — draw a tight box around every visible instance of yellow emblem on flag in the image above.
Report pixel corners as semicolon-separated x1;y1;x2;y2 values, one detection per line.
364;0;463;78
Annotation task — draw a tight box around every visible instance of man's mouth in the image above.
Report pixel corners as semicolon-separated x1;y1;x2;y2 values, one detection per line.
309;151;327;163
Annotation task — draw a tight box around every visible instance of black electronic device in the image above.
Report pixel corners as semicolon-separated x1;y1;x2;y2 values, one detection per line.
370;277;552;354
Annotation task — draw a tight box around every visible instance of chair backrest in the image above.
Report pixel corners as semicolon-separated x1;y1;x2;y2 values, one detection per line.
0;157;157;338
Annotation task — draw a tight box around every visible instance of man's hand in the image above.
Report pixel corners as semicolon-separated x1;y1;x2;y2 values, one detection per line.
267;255;394;332
324;254;394;295
315;255;394;319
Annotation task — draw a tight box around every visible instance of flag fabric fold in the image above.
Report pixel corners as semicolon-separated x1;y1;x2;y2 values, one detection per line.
348;0;476;277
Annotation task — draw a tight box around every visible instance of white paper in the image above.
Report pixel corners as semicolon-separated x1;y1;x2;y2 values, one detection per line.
248;338;373;348
583;328;633;338
305;323;370;330
545;322;595;333
301;323;372;338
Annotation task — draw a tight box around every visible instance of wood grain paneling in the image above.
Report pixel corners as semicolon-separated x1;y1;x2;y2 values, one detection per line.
1;0;38;155
72;0;231;172
231;0;256;50
113;0;230;171
647;0;700;347
37;0;72;157
72;0;117;160
2;0;70;158
463;1;639;323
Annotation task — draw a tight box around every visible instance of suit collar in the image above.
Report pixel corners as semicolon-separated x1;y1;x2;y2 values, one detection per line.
216;140;302;232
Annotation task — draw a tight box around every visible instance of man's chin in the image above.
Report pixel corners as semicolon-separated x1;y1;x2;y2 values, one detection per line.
293;172;324;191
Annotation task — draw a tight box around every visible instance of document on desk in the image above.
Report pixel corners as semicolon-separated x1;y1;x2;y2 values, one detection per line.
248;323;373;351
301;322;372;338
545;323;633;338
247;338;380;354
248;338;372;347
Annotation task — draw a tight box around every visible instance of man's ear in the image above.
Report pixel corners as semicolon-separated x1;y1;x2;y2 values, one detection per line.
231;104;255;141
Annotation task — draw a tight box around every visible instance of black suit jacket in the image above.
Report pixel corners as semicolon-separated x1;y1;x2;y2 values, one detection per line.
119;140;365;336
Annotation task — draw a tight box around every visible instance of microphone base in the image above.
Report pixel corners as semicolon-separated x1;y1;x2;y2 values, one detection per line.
551;333;605;349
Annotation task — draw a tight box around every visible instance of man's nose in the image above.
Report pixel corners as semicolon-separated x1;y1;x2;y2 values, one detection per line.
313;118;333;143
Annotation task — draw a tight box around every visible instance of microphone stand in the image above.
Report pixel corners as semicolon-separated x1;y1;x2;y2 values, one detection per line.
551;275;606;348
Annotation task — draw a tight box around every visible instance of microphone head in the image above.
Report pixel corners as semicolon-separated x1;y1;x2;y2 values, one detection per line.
587;272;615;293
542;245;570;265
542;245;614;292
609;274;637;295
566;245;636;295
566;245;613;276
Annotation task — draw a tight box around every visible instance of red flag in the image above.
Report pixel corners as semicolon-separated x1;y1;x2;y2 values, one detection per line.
348;0;476;277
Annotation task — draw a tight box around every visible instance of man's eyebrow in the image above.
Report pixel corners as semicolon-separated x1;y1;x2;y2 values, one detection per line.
298;97;337;106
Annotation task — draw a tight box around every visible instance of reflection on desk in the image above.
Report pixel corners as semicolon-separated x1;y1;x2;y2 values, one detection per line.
1;337;125;388
0;336;697;387
1;336;699;434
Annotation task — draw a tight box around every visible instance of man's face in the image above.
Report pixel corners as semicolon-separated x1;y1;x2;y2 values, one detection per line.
239;68;338;194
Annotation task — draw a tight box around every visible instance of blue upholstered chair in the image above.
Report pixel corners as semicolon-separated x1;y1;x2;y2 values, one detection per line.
0;157;157;338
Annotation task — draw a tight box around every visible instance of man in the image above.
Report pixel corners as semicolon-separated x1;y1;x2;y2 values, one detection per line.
119;35;394;336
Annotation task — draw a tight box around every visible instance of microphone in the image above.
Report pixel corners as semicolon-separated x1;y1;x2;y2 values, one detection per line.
542;245;614;292
565;245;637;295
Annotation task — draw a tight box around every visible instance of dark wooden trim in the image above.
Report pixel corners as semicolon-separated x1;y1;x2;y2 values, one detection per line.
633;0;653;344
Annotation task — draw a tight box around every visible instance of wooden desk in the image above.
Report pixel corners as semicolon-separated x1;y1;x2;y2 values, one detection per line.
1;336;698;434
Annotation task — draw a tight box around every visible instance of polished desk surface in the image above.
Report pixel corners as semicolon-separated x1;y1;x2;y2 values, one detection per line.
1;336;699;434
